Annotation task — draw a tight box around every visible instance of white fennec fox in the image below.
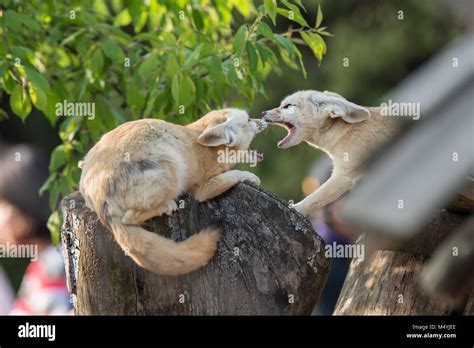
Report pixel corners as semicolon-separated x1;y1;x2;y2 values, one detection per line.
262;90;400;220
79;109;266;276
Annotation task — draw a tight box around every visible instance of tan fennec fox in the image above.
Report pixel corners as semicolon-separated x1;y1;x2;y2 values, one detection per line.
261;90;401;220
79;109;266;276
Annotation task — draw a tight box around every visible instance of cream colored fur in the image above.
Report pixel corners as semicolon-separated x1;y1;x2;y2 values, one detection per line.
262;90;401;220
79;109;266;276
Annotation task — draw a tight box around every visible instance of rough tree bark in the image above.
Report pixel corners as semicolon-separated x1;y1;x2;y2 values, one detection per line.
61;182;330;315
333;210;472;315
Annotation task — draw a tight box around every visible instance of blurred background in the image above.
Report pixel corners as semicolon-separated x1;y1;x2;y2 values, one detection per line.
0;0;471;315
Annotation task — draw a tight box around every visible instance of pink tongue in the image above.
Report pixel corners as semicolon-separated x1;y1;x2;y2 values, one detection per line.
278;129;293;148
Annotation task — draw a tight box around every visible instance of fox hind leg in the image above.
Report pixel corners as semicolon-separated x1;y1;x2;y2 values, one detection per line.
120;161;180;226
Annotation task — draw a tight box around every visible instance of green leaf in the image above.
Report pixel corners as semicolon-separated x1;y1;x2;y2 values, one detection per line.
180;75;196;108
55;47;72;68
166;54;180;78
246;42;259;74
315;3;323;28
280;0;309;27
10;85;32;120
60;28;86;46
39;173;57;196
134;32;160;43
274;34;295;54
114;9;132;26
296;48;307;79
133;10;148;33
45;91;62;126
49;145;68;172
264;0;277;25
233;25;247;57
183;44;203;69
91;48;104;75
256;43;277;65
48;187;59;214
300;31;326;61
3;70;16;94
192;8;204;30
279;47;298;70
93;0;110;16
4;10;21;32
293;0;306;11
96;97;117;129
127;74;145;113
138;53;158;80
59;116;82;142
172;74;196;108
47;211;61;246
79;11;98;26
28;83;47;111
208;55;223;79
0;41;6;59
318;30;334;37
25;66;50;92
18;13;41;31
256;22;274;41
226;63;242;89
103;39;124;63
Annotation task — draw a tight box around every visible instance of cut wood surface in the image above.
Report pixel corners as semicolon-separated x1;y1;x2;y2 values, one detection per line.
61;182;330;315
334;210;472;315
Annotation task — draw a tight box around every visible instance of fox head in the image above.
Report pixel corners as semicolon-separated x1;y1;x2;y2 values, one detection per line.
261;90;371;149
197;109;267;152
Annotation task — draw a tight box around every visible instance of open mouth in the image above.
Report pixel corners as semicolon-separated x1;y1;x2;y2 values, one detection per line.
266;120;297;148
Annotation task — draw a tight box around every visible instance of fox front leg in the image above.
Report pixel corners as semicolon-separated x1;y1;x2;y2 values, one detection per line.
194;170;260;202
293;174;357;220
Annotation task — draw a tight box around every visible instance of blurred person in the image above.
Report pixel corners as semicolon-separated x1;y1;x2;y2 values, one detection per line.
0;265;14;314
308;157;363;315
0;143;72;315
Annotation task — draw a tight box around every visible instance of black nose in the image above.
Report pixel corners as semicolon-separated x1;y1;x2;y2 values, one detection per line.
261;111;267;118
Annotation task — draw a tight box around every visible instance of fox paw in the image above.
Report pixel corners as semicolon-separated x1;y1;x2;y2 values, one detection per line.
240;172;261;186
163;200;178;216
293;202;308;216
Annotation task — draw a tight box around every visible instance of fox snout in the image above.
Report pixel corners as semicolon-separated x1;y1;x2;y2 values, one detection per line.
261;110;272;121
252;118;268;133
261;110;276;118
260;110;279;122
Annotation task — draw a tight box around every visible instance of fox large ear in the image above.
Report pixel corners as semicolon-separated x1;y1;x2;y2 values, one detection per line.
318;93;371;123
323;90;345;100
197;120;236;147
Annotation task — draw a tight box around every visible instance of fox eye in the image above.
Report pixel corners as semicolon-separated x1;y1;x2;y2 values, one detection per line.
283;103;295;109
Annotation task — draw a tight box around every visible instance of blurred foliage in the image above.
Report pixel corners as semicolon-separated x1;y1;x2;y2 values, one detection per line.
246;0;461;202
0;0;331;240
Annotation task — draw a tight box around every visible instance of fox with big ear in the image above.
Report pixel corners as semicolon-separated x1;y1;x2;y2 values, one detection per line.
262;90;401;220
79;109;266;276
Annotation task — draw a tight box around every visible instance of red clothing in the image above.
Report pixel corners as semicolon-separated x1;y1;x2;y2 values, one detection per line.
10;245;72;315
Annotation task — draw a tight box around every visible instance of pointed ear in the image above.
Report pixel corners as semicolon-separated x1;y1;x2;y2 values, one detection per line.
323;90;345;100
322;96;371;124
197;122;234;147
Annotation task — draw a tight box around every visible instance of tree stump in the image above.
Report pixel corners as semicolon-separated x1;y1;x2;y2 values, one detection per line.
60;182;330;315
333;210;472;315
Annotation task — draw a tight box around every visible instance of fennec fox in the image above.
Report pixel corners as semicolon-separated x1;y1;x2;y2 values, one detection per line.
262;90;400;220
79;109;266;276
